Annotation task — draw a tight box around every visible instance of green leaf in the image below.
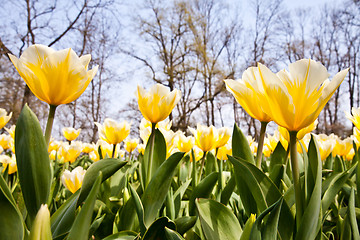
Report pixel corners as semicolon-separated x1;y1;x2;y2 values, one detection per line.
50;191;79;238
205;151;218;176
228;155;281;214
142;128;167;188
142;217;177;240
240;214;256;240
129;184;146;236
0;174;24;240
77;158;127;206
174;216;197;235
269;164;285;189
296;135;321;240
142;152;185;226
348;188;360;239
322;163;357;215
173;178;191;218
164;227;185;240
232;123;254;164
67;173;102;240
14;104;52;222
102;231;138;240
196;198;242;240
189;172;219;215
220;175;236;205
269;142;287;172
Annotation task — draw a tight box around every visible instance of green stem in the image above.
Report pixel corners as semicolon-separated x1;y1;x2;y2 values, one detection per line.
218;157;223;201
146;123;156;187
112;143;117;158
191;149;197;188
45;105;57;147
289;131;303;229
198;151;207;181
255;121;268;169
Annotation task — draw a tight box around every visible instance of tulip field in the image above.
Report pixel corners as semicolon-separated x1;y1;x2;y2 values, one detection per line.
1;44;360;240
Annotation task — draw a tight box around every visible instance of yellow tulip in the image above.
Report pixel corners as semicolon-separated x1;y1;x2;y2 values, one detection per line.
124;138;139;153
58;142;83;163
0;108;12;129
353;127;360;148
0;134;12;150
332;136;353;157
82;143;96;153
189;146;204;162
95;118;131;145
315;134;335;161
62;127;81;141
136;84;181;124
137;143;146;155
0;154;17;174
5;125;15;139
224;67;271;122
176;133;194;153
96;140;121;159
215;127;231;149
61;166;86;193
346;107;360;130
189;124;218;152
346;148;355;161
89;150;100;162
9;44;98;106
258;59;348;132
217;142;232;160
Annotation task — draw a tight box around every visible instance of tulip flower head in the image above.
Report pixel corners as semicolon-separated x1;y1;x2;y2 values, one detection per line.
95;118;131;145
0;108;12;129
9;44;98;106
214;127;231;149
176;132;195;153
61;166;86;193
136;84;181;124
62;127;81;141
124;138;139;153
258;59;348;132
224;67;272;123
0;154;17;174
346;107;360;130
189;124;218;152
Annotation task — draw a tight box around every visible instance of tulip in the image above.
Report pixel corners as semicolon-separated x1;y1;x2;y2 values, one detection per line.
95;118;130;145
61;166;86;193
58;142;83;163
136;84;181;124
176;133;194;153
258;59;348;228
137;143;146;155
214;127;231;149
346;107;360;130
124;138;139;153
217;142;232;161
0;154;17;174
0;108;12;129
225;67;272;168
95;118;130;157
0;134;12;150
189;124;218;152
62;127;81;141
9;44;98;146
29;204;51;240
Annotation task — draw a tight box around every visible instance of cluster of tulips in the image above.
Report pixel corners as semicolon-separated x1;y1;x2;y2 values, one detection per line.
0;44;359;240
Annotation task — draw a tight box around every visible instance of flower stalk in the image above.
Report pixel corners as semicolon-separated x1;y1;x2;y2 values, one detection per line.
289;130;303;229
44;105;57;147
255;121;268;168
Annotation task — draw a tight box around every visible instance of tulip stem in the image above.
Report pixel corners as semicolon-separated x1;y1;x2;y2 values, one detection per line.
198;151;207;181
146;123;156;187
112;143;117;158
45;105;57;147
289;131;303;229
191;149;197;187
255;121;268;169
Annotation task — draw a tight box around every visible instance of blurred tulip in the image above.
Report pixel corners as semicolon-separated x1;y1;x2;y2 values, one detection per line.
58;142;83;163
61;166;86;193
136;84;181;124
0;108;12;129
95;118;130;145
176;133;194;153
137;143;146;155
189;124;218;152
0;154;17;174
5;125;15;138
215;127;231;149
124;138;139;153
332;137;353;157
0;134;12;150
62;127;81;141
217;142;232;160
346;107;360;130
9;44;98;106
